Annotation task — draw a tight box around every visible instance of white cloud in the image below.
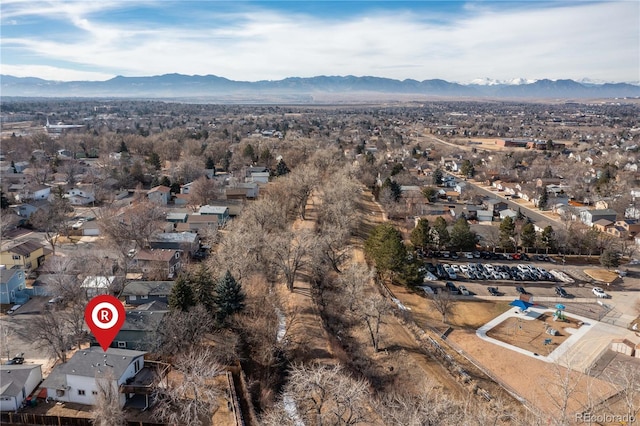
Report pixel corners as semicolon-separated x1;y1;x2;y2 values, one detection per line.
1;64;115;81
1;1;638;82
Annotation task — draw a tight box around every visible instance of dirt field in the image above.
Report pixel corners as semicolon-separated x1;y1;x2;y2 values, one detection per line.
584;269;619;284
486;313;583;355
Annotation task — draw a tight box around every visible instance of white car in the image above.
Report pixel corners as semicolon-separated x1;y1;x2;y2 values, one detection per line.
592;287;609;298
458;285;470;296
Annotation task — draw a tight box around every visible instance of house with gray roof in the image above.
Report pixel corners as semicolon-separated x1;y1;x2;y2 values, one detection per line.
1;364;43;412
111;305;168;351
148;232;199;255
121;281;174;305
41;347;146;408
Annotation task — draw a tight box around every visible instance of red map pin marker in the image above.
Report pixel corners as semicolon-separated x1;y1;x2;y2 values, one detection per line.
85;295;125;351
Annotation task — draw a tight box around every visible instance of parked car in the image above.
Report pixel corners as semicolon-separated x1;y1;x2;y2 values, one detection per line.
487;286;499;296
555;286;569;298
419;286;435;296
4;353;24;365
458;285;470;296
515;286;528;295
592;287;609;298
445;281;458;294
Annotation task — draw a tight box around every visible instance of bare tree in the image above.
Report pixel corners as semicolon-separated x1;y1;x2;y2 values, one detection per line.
153;347;224;426
430;290;456;324
156;305;215;356
99;201;165;251
268;363;372;426
91;371;126;426
269;230;316;291
317;225;351;273
21;309;73;363
338;263;374;313
188;175;220;209
359;293;389;352
29;197;73;254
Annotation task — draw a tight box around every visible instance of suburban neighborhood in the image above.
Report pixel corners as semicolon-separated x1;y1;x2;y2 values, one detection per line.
1;96;639;425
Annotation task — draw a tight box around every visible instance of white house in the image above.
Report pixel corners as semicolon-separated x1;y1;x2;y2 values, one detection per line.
41;347;146;408
64;187;95;205
16;185;51;202
1;364;43;412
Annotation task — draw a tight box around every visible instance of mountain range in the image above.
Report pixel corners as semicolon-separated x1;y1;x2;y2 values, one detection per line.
1;74;639;101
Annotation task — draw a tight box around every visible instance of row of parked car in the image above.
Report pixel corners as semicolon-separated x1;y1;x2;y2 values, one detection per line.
423;262;556;282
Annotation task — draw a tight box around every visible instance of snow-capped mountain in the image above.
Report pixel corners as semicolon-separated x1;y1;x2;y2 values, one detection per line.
467;77;538;86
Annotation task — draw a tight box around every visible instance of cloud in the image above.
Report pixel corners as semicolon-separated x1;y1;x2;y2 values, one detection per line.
1;1;638;82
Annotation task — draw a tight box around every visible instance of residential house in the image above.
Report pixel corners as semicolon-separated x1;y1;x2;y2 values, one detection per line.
454;182;467;194
180;181;195;194
0;266;27;305
166;212;188;224
147;185;170;205
608;219;640;238
580;209;618;227
476;209;494;222
499;209;518;220
173;193;190;206
180;214;220;233
198;205;230;225
440;157;460;172
133;249;182;279
111;304;168;351
79;220;100;236
0;364;43;412
249;172;270;184
11;200;49;219
64;187;95;205
81;276;115;297
593;219;614;233
16;184;51;202
41;347;147;408
245;166;268;177
148;232;199;256
121;281;174;305
0;239;50;272
484;199;509;214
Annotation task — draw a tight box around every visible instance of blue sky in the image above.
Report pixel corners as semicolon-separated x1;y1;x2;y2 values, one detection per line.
1;1;638;83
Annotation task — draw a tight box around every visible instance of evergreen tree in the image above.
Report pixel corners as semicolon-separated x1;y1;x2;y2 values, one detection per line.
148;152;162;170
600;249;621;269
275;159;290;176
432;167;444;185
381;177;401;202
449;217;478;251
168;275;195;312
170;181;181;194
499;216;516;251
520;222;537;249
159;176;171;187
410;218;431;250
433;216;450;249
364;223;407;279
191;265;216;313
119;140;128;153
421;186;437;202
205;156;215;170
540;225;556;252
213;270;245;326
538;190;548;210
460;160;475;178
0;191;10;209
243;144;256;160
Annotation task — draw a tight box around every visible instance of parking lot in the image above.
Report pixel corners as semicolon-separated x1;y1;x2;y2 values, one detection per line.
418;250;607;299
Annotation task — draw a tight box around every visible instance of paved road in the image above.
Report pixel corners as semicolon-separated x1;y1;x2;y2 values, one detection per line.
445;171;563;228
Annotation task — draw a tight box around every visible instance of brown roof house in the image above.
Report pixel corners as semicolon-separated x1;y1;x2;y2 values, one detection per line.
132;249;182;280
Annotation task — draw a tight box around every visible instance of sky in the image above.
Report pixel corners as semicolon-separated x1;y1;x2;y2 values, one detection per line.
1;0;638;84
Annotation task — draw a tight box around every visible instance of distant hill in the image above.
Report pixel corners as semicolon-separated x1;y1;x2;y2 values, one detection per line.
1;74;638;101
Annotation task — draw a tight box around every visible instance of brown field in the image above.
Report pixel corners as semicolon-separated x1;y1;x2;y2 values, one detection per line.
584;269;619;284
486;313;583;355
